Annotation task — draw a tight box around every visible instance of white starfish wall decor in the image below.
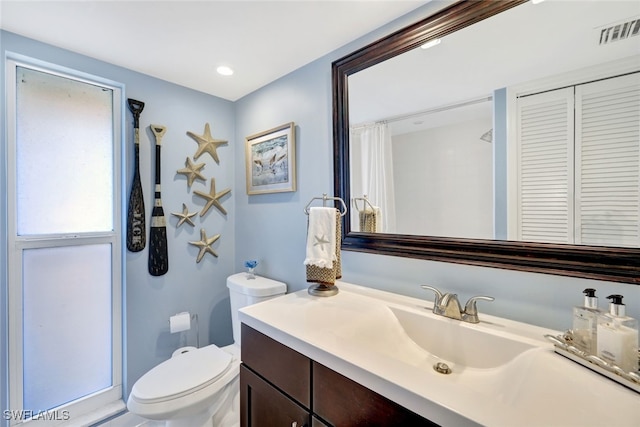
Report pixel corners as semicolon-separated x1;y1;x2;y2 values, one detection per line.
171;203;198;227
189;229;220;262
176;157;206;188
193;178;231;216
187;123;227;164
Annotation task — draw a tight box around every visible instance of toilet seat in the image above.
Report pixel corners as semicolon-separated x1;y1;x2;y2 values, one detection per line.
130;344;232;404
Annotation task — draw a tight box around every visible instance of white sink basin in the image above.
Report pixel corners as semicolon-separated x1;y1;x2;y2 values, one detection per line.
317;295;542;373
388;305;537;370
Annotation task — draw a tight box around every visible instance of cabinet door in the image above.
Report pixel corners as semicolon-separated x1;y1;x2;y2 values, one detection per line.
515;87;574;244
242;323;311;407
312;415;330;427
575;72;640;247
241;364;310;427
312;362;438;427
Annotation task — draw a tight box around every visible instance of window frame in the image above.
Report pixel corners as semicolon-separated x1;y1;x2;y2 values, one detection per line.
5;56;125;426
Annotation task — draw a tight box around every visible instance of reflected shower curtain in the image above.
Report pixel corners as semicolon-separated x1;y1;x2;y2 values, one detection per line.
350;123;396;233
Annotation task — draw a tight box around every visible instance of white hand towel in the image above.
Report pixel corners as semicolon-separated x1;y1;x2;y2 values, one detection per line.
303;207;336;269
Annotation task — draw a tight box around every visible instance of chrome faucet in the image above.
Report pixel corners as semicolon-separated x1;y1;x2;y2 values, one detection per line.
421;285;494;324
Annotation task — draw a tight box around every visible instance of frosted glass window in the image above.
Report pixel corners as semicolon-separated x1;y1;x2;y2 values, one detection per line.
16;67;114;235
22;244;112;412
8;59;122;424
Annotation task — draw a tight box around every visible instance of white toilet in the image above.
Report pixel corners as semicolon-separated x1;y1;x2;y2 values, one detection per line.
127;273;286;427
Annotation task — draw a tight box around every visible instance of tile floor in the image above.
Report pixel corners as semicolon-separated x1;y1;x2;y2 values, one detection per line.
94;412;151;427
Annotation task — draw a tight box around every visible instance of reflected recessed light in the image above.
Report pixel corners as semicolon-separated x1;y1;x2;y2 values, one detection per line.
216;66;234;76
420;38;441;50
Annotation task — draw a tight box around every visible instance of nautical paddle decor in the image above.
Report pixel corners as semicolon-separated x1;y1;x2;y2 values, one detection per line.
149;124;169;276
126;99;146;252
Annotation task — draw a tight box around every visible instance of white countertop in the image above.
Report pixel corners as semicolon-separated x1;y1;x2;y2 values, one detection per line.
239;281;640;427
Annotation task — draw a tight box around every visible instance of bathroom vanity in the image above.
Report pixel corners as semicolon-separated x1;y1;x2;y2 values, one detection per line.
239;282;639;427
240;324;434;426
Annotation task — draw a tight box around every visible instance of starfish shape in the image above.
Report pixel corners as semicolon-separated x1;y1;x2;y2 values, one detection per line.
176;157;206;188
171;203;198;228
314;234;331;251
189;229;220;263
194;178;231;216
187;123;227;164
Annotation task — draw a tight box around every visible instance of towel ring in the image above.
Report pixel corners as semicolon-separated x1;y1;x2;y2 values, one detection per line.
352;195;375;213
304;193;347;217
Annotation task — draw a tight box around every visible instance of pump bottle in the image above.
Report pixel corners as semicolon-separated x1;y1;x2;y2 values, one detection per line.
572;288;600;355
596;295;639;373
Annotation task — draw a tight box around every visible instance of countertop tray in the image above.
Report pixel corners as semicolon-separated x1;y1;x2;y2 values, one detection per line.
545;333;640;394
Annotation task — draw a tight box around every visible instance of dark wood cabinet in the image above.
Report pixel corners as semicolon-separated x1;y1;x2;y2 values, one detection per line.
240;365;310;427
313;361;437;427
241;324;438;427
241;323;310;407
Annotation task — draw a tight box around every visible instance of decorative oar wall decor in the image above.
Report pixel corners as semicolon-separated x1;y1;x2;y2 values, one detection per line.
126;99;146;252
149;125;169;276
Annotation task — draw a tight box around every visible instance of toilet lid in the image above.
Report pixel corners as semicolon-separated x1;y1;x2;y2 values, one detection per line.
131;344;232;403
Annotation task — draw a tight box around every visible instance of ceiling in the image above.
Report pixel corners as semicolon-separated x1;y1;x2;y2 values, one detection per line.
349;0;640;134
0;0;428;101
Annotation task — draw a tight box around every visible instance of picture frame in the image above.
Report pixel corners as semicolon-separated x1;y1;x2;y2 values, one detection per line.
245;122;296;195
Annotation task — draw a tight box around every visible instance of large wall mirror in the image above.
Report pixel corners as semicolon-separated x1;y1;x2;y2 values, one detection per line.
333;0;640;284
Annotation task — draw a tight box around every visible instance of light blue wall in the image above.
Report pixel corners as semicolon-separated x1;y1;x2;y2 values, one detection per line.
0;30;236;410
493;87;508;240
233;52;334;288
233;4;640;331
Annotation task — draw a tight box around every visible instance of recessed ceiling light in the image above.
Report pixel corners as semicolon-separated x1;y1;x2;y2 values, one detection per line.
216;66;234;76
420;38;441;50
531;0;545;4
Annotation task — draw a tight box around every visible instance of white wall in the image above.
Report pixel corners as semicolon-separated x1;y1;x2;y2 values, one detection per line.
392;118;493;238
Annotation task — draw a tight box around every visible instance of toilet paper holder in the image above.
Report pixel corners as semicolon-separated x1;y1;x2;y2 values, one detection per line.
169;312;199;348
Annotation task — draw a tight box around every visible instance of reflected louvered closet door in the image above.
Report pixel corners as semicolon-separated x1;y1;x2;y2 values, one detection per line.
516;88;574;243
575;73;640;247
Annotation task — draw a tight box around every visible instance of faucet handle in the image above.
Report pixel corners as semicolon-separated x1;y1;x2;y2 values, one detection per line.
420;285;443;299
463;295;494;323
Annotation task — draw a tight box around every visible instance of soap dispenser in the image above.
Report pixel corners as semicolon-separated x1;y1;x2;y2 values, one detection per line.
572;288;600;355
596;295;639;373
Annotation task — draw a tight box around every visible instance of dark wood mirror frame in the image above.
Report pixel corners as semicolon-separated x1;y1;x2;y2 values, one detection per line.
332;0;640;285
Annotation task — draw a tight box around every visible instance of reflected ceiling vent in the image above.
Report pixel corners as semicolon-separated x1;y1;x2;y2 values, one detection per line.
598;17;640;45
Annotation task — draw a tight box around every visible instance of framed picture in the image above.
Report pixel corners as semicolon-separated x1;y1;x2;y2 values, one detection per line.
245;122;296;195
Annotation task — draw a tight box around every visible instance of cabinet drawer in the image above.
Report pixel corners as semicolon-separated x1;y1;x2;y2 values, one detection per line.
312;361;438;427
241;323;311;407
241;365;310;427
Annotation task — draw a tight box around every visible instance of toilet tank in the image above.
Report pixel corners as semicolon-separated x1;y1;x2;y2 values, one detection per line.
227;273;286;345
